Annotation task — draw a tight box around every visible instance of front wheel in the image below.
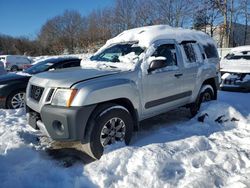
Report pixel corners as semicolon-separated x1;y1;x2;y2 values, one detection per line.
84;104;133;159
6;90;26;109
190;85;214;117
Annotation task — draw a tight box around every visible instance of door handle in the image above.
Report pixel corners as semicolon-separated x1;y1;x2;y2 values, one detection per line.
174;73;183;78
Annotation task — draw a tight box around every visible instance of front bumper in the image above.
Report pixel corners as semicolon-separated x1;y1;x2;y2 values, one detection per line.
26;104;96;142
220;84;250;92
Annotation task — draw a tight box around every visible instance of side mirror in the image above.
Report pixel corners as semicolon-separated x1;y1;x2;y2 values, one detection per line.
148;57;167;73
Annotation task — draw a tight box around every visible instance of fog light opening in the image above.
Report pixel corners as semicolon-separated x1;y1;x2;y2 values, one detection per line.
52;120;64;135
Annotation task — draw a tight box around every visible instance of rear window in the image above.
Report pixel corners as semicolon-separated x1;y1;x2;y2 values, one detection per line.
0;57;5;60
203;44;218;58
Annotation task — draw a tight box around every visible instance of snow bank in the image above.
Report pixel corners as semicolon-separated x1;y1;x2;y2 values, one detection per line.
0;92;250;188
85;102;250;188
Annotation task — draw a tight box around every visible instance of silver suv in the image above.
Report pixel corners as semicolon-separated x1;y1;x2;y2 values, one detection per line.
26;25;220;159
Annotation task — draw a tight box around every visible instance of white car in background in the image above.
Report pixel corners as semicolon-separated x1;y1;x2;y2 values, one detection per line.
0;60;7;75
0;55;32;71
220;46;250;91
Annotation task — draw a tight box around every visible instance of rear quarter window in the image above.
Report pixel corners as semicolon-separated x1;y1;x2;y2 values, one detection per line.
203;44;218;58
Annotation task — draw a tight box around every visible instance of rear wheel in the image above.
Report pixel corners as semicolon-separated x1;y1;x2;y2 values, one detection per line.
6;90;26;109
190;85;214;117
84;103;133;159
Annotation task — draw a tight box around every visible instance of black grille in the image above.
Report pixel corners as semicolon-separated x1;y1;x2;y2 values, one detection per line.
30;85;44;102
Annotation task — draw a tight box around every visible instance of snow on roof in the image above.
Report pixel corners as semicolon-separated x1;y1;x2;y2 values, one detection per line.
103;25;215;49
230;45;250;53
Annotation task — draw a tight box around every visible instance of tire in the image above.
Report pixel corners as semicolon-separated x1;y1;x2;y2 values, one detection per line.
190;85;214;117
10;65;18;72
6;90;26;109
84;103;134;159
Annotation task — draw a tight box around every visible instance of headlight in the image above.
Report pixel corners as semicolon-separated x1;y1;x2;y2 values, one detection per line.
51;89;77;107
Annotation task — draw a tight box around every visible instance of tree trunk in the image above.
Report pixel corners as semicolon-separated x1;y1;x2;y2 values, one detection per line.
228;0;234;47
243;0;248;45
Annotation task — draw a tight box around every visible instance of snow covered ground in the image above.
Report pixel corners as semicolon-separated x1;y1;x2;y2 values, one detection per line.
0;91;249;188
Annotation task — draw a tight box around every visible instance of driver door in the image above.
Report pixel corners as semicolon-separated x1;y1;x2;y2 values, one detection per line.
141;40;188;118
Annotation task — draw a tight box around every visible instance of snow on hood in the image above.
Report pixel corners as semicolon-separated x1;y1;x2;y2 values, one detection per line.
230;45;250;53
80;52;140;71
15;72;31;76
220;59;250;73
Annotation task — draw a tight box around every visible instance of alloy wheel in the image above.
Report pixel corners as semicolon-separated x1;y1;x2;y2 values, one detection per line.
11;92;26;109
100;117;126;147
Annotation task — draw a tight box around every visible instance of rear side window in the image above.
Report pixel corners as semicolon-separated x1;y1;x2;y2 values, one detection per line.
203;44;218;58
182;43;197;63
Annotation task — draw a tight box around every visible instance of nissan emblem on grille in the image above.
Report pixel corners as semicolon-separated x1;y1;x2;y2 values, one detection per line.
34;88;41;99
30;85;44;102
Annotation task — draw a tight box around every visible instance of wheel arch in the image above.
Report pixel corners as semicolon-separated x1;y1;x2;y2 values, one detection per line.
6;88;26;109
1;83;27;108
83;98;139;142
201;77;218;100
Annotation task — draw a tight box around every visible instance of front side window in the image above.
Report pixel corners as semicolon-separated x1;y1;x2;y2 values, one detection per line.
152;44;177;66
90;43;144;63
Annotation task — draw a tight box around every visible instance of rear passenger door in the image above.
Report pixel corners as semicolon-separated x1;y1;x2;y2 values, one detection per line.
180;41;204;95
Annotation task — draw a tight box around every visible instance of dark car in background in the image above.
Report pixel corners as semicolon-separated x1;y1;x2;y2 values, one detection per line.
0;57;81;109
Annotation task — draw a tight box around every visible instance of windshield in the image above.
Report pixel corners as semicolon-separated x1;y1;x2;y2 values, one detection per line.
24;59;55;74
90;43;144;63
225;53;250;61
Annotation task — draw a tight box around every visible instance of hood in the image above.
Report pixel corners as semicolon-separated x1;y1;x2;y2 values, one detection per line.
220;59;250;73
0;72;30;84
30;67;120;88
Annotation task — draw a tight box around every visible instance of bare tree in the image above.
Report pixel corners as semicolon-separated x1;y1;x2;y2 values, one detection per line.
38;10;85;54
242;0;250;45
155;0;193;27
113;0;137;32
